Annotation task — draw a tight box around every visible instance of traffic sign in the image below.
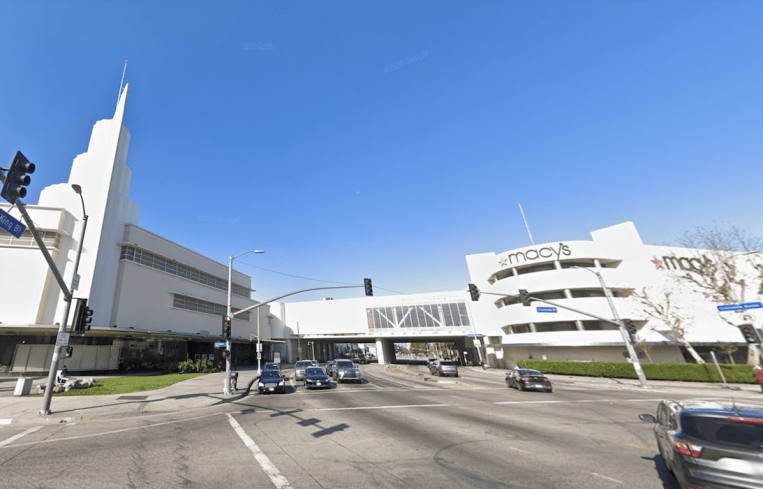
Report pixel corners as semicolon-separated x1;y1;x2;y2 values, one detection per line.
215;342;226;347
467;334;483;338
717;302;763;312
55;332;70;347
0;209;25;238
537;307;557;313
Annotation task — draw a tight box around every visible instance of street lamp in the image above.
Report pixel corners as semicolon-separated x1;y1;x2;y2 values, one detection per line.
41;184;89;414
572;266;649;388
226;249;264;395
307;341;315;361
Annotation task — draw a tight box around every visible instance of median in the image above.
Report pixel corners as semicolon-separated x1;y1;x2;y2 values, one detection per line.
36;373;207;396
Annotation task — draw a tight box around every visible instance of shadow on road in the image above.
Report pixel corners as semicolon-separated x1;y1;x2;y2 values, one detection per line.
641;454;680;489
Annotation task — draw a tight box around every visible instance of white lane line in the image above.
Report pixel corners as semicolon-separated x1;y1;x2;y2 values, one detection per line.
591;472;622;484
508;447;529;454
0;426;42;447
495;398;667;405
315;403;448;412
226;414;292;489
0;419;12;425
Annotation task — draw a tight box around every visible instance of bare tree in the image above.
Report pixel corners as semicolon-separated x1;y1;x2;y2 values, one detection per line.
631;288;706;364
716;343;739;364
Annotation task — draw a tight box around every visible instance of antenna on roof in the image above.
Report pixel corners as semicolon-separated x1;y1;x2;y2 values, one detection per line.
117;60;128;103
518;201;534;245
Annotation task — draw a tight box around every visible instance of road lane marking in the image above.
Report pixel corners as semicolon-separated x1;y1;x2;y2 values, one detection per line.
495;398;667;405
591;472;622;484
0;426;42;447
315;403;447;412
508;447;529;453
227;414;292;489
0;419;12;425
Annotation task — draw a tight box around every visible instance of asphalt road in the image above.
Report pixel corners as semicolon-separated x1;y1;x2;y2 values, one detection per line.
2;364;762;488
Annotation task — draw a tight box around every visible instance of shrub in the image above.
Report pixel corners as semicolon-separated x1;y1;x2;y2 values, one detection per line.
516;359;757;384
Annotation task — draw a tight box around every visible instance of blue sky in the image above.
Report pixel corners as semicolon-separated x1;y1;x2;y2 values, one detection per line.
1;0;762;302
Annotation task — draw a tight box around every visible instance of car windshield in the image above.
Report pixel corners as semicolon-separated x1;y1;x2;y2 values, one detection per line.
295;361;312;368
440;361;455;366
336;361;354;368
519;370;543;376
306;368;325;375
265;363;278;369
261;371;281;380
680;413;763;449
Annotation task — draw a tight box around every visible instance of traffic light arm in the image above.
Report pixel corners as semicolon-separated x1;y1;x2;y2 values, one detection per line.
478;291;622;327
231;284;368;318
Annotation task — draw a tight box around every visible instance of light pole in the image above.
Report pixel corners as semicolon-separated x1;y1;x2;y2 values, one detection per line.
572;266;649;388
41;184;89;414
226;249;264;394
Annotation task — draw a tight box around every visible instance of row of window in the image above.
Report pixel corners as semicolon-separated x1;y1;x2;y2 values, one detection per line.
367;302;471;330
120;246;250;298
0;230;61;249
497;288;631;307
172;294;250;321
490;259;622;283
506;320;619;334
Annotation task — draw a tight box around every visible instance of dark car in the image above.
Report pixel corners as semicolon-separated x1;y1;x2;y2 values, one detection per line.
258;369;286;394
263;362;280;372
639;400;763;489
325;360;336;376
304;367;331;389
429;360;458;377
506;368;552;392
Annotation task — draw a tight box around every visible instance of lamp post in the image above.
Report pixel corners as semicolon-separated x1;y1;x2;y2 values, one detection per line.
41;184;89;414
226;249;264;394
308;341;315;361
572;266;649;388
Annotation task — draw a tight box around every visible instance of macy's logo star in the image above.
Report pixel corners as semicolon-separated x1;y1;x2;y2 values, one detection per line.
651;257;664;269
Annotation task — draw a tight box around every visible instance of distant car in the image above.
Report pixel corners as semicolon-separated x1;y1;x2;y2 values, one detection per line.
304;367;331;389
325;360;336;376
263;362;280;372
258;369;286;394
427;358;437;367
639;399;763;489
506;368;552;392
429;360;458;377
333;359;362;383
294;360;314;381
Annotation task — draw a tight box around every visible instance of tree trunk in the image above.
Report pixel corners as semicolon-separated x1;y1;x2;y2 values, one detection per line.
681;340;706;364
748;345;762;365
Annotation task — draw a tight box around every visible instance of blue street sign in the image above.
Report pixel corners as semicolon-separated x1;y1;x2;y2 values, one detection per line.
214;342;227;347
717;302;763;312
467;334;484;338
0;209;25;238
537;307;557;313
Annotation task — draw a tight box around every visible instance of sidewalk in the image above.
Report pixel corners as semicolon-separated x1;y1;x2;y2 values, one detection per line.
0;368;261;427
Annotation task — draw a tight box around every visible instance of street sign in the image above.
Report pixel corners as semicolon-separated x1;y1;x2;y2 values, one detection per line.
467;334;483;338
71;273;80;291
257;352;261;360
717;302;763;312
214;342;226;347
257;343;262;352
0;209;25;238
537;307;557;313
55;332;70;347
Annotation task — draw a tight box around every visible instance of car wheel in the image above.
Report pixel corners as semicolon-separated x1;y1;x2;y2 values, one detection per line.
658;445;674;476
518;382;525;391
546;388;553;393
454;373;459;377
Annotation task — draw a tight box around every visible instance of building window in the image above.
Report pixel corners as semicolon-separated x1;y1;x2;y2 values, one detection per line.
582;321;619;331
172;294;250;321
0;230;61;249
559;260;597;269
511;324;532;334
515;263;557;275
534;321;578;333
120;246;251;298
366;302;471;331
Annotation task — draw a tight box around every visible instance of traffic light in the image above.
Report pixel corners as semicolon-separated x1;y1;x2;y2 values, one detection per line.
738;324;762;344
222;350;231;360
222;316;232;340
1;151;35;204
364;278;373;297
622;319;637;341
519;289;531;306
72;298;93;334
468;283;480;301
64;346;73;358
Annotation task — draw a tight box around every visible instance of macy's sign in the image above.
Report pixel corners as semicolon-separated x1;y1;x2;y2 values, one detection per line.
498;243;572;267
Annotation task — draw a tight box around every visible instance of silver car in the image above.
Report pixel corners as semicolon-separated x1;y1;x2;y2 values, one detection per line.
429;360;458;377
294;360;314;381
333;359;362;383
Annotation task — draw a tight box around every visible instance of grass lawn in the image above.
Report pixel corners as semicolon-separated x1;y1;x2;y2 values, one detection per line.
39;373;208;396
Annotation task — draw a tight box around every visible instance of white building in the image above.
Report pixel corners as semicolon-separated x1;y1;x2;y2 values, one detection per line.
0;85;276;374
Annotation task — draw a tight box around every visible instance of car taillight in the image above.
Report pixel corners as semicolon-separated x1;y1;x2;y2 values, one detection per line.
728;416;763;425
520;376;529;380
674;440;703;458
543;377;550;381
439;366;443;370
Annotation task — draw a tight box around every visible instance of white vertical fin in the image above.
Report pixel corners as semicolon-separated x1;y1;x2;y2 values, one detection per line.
518;201;534;245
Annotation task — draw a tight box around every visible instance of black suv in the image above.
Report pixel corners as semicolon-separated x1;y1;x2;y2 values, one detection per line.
639;400;763;489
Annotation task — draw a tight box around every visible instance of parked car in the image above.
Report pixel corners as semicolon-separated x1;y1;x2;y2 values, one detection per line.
325;360;336;376
429;360;458;377
333;359;362;383
506;368;552;392
258;369;286;394
304;367;331;389
294;360;314;381
263;362;280;372
639;400;763;489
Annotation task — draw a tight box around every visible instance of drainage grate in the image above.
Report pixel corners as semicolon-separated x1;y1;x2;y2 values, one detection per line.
117;395;148;401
